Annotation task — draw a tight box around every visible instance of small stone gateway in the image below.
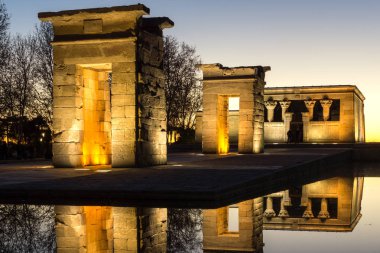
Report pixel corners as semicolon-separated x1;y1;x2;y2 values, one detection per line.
39;4;173;168
199;64;270;154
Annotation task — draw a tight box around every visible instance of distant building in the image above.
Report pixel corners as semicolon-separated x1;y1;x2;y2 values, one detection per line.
196;85;365;146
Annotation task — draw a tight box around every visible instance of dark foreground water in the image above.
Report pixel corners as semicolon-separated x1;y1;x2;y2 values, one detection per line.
0;163;379;253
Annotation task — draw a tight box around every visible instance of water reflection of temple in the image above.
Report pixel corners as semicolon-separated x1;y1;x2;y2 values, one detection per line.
202;177;364;252
263;177;364;232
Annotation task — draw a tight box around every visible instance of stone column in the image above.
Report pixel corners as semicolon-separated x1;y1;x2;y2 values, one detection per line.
283;190;292;206
263;197;276;218
302;112;310;142
278;197;289;218
318;198;330;219
264;101;277;122
302;199;314;218
279;101;291;122
304;100;316;120
320;99;333;121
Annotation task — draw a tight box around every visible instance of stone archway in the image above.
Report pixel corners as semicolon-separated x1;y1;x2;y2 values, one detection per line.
200;64;270;154
39;4;173;168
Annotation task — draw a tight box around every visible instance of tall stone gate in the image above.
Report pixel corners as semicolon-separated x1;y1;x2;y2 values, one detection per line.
39;4;173;167
200;64;270;154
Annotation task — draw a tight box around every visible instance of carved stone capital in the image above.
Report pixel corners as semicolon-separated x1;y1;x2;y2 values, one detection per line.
320;100;333;121
264;100;277;110
320;99;333;108
304;100;316;108
279;101;291;109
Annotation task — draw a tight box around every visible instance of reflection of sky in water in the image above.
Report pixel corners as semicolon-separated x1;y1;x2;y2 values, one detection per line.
264;177;380;253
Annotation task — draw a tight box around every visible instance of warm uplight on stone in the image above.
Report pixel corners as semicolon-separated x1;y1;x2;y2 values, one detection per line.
200;64;270;154
197;85;366;144
39;4;173;168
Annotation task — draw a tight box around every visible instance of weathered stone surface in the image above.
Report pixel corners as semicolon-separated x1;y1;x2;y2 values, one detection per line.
42;4;172;168
200;63;269;154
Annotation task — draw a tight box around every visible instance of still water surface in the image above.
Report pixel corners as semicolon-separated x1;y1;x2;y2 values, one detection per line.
0;163;379;252
265;177;380;253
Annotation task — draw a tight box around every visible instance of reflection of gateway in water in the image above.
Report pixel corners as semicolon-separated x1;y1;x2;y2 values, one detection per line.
202;176;364;252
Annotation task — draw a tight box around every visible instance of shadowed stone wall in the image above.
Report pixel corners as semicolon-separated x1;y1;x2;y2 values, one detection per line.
39;4;173;168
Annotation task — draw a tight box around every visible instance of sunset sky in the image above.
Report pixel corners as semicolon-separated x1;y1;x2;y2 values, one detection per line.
3;0;380;141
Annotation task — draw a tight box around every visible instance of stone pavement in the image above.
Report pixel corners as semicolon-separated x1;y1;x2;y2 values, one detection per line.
0;148;352;208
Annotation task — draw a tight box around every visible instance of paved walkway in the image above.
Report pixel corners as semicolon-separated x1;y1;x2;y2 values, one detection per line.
0;148;352;208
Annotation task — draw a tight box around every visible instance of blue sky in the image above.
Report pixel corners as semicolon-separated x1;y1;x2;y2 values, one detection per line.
3;0;380;140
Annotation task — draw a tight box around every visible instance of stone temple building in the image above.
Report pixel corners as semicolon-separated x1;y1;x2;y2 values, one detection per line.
199;64;270;154
196;85;365;147
39;4;172;168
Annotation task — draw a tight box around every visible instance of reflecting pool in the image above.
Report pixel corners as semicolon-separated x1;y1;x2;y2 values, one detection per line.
0;163;379;252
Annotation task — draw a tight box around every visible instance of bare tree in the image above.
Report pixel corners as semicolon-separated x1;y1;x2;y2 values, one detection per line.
167;208;203;253
0;1;9;68
0;34;40;156
0;204;55;252
163;36;202;135
0;1;10;117
34;22;54;126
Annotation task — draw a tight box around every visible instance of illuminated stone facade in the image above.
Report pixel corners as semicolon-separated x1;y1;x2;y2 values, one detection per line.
264;85;365;143
203;198;264;253
196;85;365;145
200;64;270;154
55;206;167;253
39;5;172;167
263;177;364;231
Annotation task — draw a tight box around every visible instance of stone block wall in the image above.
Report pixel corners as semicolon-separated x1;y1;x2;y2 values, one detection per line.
55;206;87;252
253;81;265;153
112;207;138;253
55;206;113;253
200;64;269;154
111;59;138;168
40;5;173;168
139;208;167;253
55;206;168;253
52;64;84;167
136;27;167;166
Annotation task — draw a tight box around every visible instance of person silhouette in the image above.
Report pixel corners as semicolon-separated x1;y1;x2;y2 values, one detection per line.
287;129;292;144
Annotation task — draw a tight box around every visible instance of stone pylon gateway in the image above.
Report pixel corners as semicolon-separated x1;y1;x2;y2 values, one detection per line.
200;64;270;154
39;4;173;168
